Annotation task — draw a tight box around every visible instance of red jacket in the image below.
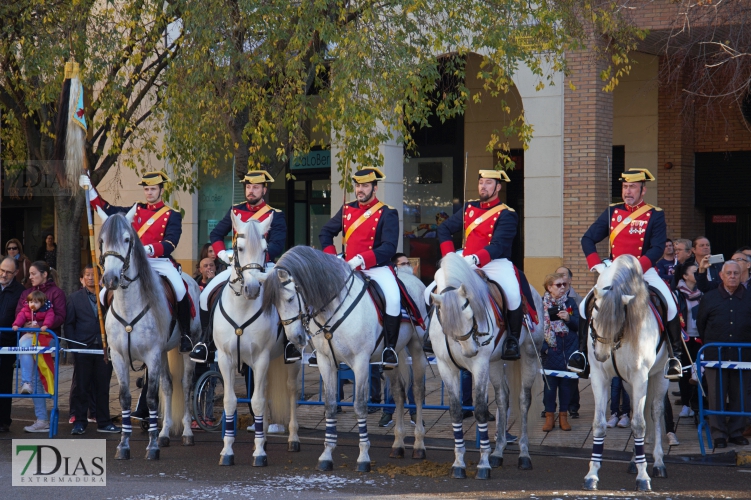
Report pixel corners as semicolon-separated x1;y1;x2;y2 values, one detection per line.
16;280;66;332
13;300;56;329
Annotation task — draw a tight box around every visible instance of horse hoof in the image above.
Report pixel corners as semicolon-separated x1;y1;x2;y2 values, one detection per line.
451;466;467;479
652;465;668;478
389;447;405;459
412;448;426;460
583;478;599;491
145;449;160;460
517;456;533;470
475;467;491;480
636;479;652;492
114;448;130;460
317;460;334;472
158;436;170;447
253;455;268;467
489;455;503;468
288;441;300;452
356;461;371;473
182;435;194;446
219;454;234;466
626;461;638;474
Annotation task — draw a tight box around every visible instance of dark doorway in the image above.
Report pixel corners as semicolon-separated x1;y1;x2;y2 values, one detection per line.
505;149;524;270
286;172;331;249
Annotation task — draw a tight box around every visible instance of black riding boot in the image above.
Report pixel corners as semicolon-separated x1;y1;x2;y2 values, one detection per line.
501;307;523;360
381;314;401;367
665;316;683;379
177;295;193;352
284;342;302;364
189;308;212;363
132;369;149;420
567;325;588;373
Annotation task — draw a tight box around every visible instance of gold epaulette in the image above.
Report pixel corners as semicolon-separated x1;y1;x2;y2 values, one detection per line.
503;204;515;212
651;205;663;211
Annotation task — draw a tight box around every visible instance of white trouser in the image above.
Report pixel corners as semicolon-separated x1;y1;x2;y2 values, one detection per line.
578;266;677;320
199;262;275;311
100;258;185;304
362;266;400;316
425;257;521;310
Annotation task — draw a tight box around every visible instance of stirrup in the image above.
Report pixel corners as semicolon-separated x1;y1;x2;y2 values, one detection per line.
664;358;682;380
189;343;209;363
567;351;587;373
284;343;302;364
179;335;193;353
379;347;398;368
308;349;318;367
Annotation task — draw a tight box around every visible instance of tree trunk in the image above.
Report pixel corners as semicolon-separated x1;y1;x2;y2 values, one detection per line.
53;192;85;296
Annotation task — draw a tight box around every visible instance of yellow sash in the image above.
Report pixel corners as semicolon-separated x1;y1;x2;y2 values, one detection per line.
464;204;507;240
250;204;272;221
343;202;385;244
137;206;171;238
609;204;653;246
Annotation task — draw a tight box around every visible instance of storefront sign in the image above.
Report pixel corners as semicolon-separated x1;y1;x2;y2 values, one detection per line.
712;215;737;223
291;150;331;170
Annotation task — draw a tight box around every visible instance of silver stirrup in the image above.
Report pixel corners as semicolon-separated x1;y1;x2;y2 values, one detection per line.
663;358;682;380
566;351;587;373
378;347;398;367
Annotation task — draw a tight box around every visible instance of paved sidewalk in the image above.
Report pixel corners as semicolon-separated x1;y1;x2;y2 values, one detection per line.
7;357;750;458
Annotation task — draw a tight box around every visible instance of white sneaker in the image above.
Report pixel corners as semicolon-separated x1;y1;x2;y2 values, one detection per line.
24;420;50;433
679;406;694;418
606;414;619;428
667;432;680;446
617;415;631;428
20;383;32;394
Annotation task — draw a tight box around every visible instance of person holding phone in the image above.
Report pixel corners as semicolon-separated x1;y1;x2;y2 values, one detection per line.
695;236;723;293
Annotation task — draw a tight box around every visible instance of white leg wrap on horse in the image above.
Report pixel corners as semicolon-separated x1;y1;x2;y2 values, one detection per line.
361;267;400;316
149;258;186;301
200;268;233;310
476;259;522;310
643;268;677;319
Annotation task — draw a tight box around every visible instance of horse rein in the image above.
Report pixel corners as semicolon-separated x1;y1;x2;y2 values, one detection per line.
434;286;493;346
587;285;626;352
99;237;140;289
227;233;266;297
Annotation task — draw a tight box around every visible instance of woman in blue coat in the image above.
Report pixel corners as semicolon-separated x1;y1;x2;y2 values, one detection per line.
540;272;580;432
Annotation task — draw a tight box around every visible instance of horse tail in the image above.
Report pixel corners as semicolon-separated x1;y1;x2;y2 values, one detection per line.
267;354;293;425
166;347;185;436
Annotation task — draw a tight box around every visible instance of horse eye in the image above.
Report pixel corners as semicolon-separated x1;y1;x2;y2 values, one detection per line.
287;297;294;303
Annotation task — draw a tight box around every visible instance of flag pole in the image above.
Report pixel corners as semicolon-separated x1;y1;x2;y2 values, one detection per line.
84;183;108;362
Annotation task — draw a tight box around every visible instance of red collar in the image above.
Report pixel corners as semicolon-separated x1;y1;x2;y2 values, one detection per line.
479;198;501;209
145;201;165;211
358;197;380;210
246;200;267;212
624;201;646;213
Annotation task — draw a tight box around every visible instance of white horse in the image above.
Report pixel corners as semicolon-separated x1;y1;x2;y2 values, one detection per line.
583;254;670;492
97;208;199;460
429;252;544;479
261;245;429;471
215;213;301;467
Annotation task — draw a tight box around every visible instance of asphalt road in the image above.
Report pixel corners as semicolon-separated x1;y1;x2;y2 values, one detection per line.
2;425;749;500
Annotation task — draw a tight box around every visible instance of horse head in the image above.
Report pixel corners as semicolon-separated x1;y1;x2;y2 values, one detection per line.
264;267;308;349
431;284;481;358
589;255;645;363
230;212;272;300
98;205;140;290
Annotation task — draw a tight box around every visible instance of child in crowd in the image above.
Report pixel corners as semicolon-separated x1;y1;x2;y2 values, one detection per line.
13;290;56;394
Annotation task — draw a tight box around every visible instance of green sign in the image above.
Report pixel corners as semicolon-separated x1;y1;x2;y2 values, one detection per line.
291;150;331;170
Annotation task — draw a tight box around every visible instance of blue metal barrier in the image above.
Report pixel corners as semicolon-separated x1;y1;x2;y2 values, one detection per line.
695;342;751;456
0;328;60;438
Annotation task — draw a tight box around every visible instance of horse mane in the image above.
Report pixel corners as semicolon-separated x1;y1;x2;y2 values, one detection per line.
596;254;650;346
437;252;491;334
262;245;350;315
100;213;170;334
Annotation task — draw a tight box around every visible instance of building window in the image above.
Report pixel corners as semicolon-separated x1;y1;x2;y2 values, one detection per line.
611;145;625;201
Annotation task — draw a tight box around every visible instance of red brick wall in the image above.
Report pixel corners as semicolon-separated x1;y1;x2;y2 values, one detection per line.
563;48;614;292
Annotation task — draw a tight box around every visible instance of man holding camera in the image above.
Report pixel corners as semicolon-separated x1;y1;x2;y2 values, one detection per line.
567;168;683;380
694;236;724;293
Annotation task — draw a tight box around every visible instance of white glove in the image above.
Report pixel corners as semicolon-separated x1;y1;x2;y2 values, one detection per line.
591;263;606;274
78;174;98;199
144;244;155;257
464;254;479;267
347;255;365;270
217;250;231;265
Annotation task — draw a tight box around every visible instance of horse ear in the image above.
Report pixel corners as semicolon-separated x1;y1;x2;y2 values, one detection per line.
622;294;635;305
457;284;467;297
259;212;273;235
277;268;289;282
125;204;138;224
430;293;443;305
231;211;243;232
95;206;109;223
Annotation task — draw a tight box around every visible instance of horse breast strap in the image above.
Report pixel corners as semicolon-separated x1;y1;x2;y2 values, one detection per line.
218;292;265;374
110;304;152;371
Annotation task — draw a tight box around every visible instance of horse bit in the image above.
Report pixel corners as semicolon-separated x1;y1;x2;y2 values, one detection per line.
435;286;493;346
227;233;266;296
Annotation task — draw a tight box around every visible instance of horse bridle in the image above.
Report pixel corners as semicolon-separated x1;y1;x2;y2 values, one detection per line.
277;272;311;331
588;286;627;351
434;286;492;346
227;234;266;296
99;236;140;289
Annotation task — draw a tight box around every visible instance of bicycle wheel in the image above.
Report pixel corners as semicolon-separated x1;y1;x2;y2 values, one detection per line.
192;370;224;432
